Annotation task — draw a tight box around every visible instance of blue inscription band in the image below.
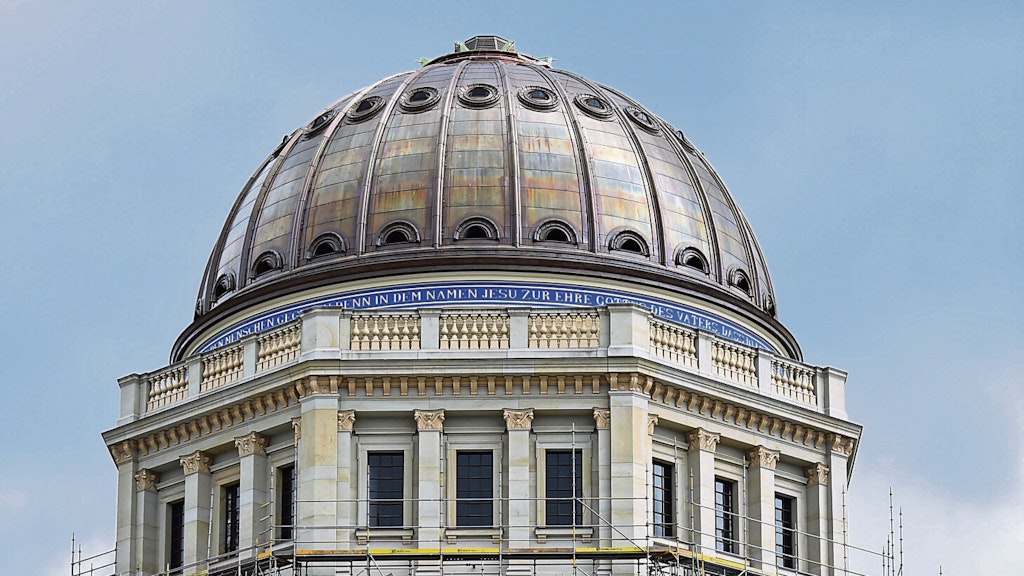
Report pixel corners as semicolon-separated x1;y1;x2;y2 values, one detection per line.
196;281;776;354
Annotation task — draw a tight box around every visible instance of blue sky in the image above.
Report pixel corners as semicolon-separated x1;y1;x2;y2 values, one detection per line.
1;2;1021;574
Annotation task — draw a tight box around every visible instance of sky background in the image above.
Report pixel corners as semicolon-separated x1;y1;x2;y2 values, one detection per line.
1;1;1021;574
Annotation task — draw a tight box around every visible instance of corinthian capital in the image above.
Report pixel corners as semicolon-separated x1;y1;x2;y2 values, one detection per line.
179;450;211;475
805;463;830;486
234;432;268;457
686;428;720;452
647;414;659;435
338;409;356;432
135;469;160;491
503;408;534;431
592;408;610;429
747;446;780;470
414;409;445;431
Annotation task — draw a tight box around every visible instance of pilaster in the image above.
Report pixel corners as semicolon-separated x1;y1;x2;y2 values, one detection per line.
593;408;612;545
805;463;831;575
234;432;269;559
608;384;649;549
179;450;212;568
414;409;445;549
685;428;719;554
297;389;339;553
112;442;137;576
338;409;356;545
503;408;534;549
746;446;779;570
827;441;852;576
134;469;161;574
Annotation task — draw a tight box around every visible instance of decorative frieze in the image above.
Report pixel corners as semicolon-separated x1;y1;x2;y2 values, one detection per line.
414;409;446;431
592;408;611;429
503;408;534;431
134;469;159;491
746;446;780;470
179;451;211;475
234;432;267;456
805;463;830;486
338;409;356;431
686;428;720;451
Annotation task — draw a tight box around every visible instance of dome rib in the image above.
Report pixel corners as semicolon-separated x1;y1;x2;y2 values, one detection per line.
528;63;598;253
433;60;471;248
494;60;522;246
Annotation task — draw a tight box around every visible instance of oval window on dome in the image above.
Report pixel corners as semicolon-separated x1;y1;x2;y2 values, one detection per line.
675;247;709;274
250;250;283;279
763;294;777;317
574;93;614;119
625;105;659;133
400;86;441;112
609;230;650;257
377;222;421;247
518;86;559;111
347;95;385;122
728;268;752;296
458;83;500;108
212;271;236;301
304;109;338;137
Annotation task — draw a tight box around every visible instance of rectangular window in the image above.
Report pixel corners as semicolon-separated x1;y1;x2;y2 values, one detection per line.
715;477;737;553
456;451;493;526
223;483;240;553
775;494;797;569
168;500;184;571
368;451;404;527
279;464;296;540
545;450;582;526
651;460;674;537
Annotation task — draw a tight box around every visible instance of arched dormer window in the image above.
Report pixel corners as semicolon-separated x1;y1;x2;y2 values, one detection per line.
609;230;649;257
212;271;236;301
376;222;420;247
675;247;709;274
250;250;283;279
533;219;578;245
763;293;777;317
728;268;752;296
454;217;500;241
307;232;346;260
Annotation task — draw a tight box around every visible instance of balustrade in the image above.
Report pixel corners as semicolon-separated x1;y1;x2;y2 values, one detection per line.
351;313;421;350
145;365;188;411
771;359;817;405
439;311;509;349
256;323;301;371
201;345;244;392
649;320;697;367
528;311;600;348
712;340;757;386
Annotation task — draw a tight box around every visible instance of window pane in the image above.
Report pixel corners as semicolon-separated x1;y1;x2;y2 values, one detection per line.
368;452;404;527
223;483;240;552
168;500;184;570
652;461;674;537
456;451;493;526
775;494;796;569
715;478;736;553
279;464;296;540
545;450;582;525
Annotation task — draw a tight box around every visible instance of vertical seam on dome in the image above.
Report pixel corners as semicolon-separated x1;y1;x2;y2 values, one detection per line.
657;125;723;285
355;71;420;255
237;129;304;292
494;60;521;247
289;77;404;270
530;66;597;253
561;73;665;265
433;60;470;248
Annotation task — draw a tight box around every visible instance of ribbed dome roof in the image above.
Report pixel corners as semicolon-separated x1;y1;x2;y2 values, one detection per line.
177;36;797;360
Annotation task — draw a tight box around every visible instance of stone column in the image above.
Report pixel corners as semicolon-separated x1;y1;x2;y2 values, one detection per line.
592;408;612;545
134;469;161;574
297;379;339;554
179;450;213;568
805;463;831;575
609;380;651;548
234;432;269;559
111;442;137;576
685;429;719;554
746;446;779;570
337;410;357;546
503;408;534;550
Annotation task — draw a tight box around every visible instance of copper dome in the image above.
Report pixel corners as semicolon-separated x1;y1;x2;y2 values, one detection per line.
176;36;797;360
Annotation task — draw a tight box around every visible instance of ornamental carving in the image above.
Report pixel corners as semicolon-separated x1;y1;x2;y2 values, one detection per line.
234;432;268;456
592;408;610;429
747;446;780;470
291;417;301;444
686;428;720;451
338;409;356;431
179;451;211;475
414;409;445;431
503;408;534;431
829;434;856;456
805;463;830;486
135;469;159;491
647;414;659;435
110;440;136;464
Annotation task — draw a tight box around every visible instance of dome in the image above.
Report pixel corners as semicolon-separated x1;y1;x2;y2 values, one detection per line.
175;36;799;361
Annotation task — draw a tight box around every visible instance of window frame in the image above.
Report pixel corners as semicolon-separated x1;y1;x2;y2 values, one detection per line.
277;463;296;541
366;451;406;528
651;459;675;538
775;492;798;570
714;476;739;554
454;450;495;527
543;449;584;526
167;499;185;572
222;482;241;554
356;436;414;537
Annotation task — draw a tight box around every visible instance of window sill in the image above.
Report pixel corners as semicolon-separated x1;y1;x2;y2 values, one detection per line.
356;528;415;544
535;526;593;543
445;527;503;544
